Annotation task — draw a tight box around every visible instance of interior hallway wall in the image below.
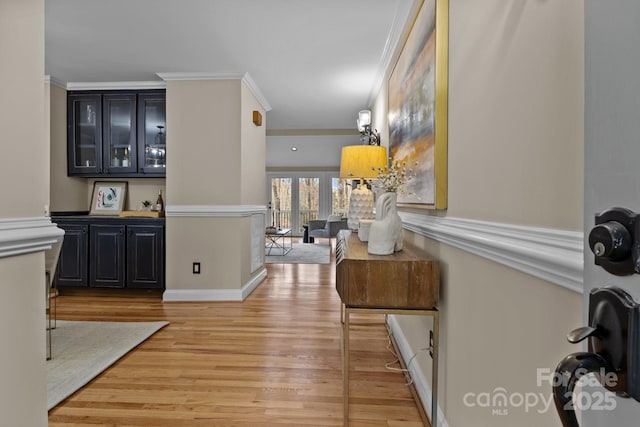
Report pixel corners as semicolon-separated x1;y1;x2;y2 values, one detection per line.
372;1;585;425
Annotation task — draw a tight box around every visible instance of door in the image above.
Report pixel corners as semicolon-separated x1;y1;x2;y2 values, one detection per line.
137;92;167;175
55;223;88;288
103;93;136;174
90;224;126;288
127;225;165;289
582;0;640;424
67;93;102;174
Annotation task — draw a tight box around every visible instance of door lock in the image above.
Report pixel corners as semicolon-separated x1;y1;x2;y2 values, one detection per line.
588;207;640;275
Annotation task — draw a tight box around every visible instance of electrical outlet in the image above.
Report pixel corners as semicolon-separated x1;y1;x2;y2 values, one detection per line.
429;330;434;358
192;262;201;274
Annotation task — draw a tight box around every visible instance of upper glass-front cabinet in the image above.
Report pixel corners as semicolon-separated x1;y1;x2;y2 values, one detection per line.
68;93;102;174
103;93;136;174
138;93;166;175
67;90;166;177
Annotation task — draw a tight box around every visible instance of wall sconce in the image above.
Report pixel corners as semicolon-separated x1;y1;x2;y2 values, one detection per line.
253;110;263;126
357;110;380;145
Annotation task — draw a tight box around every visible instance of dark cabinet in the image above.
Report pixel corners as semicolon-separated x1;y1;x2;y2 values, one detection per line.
102;93;137;175
67;93;102;174
137;92;167;175
53;217;165;291
67;90;165;177
127;225;164;289
90;224;126;288
55;223;89;287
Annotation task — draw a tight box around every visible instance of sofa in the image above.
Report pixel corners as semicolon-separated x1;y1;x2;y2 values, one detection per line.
307;216;349;241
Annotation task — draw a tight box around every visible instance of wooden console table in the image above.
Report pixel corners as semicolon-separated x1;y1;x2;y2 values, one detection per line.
335;230;440;427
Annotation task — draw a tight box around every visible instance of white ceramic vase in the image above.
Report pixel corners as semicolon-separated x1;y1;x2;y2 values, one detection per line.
367;192;403;255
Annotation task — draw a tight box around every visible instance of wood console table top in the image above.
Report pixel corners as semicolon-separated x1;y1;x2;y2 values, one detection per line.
336;230;440;427
336;230;439;310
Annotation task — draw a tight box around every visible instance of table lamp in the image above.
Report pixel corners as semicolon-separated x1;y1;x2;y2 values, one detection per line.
339;145;387;231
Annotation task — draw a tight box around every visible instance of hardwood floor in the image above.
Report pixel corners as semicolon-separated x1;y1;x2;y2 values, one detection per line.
48;249;426;426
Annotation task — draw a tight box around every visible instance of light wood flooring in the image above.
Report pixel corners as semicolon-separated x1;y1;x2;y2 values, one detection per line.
48;244;426;426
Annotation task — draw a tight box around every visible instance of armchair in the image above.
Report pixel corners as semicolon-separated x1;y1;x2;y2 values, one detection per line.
308;216;349;240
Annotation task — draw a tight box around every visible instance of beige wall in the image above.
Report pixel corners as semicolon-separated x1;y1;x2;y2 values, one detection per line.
165;78;266;295
49;83;88;212
372;1;584;425
166;80;241;205
166;217;241;290
1;0;47;218
241;83;266;205
0;0;48;424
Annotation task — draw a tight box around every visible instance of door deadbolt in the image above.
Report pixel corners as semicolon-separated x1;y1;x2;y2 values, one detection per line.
588;207;639;276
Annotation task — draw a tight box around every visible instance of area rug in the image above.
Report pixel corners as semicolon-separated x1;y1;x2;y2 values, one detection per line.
47;320;168;410
265;243;331;264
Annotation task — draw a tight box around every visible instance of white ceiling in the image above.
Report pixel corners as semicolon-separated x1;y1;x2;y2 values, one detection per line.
45;0;414;131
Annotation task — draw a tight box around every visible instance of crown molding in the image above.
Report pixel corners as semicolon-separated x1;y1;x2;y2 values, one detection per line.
400;213;584;293
266;129;359;137
44;75;67;89
156;72;271;112
367;0;420;107
165;204;267;217
65;81;166;91
0;217;65;259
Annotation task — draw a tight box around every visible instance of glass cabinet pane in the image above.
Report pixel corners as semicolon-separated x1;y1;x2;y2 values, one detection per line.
103;94;136;173
138;94;166;173
69;94;101;173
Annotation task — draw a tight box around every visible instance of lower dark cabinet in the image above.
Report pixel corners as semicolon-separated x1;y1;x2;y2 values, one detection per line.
53;216;165;291
56;223;88;288
127;225;164;289
90;224;126;288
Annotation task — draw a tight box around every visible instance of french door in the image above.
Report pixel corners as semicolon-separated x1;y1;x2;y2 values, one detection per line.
267;172;351;236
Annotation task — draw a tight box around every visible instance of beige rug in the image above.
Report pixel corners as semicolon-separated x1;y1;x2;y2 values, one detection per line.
265;243;331;264
47;320;168;410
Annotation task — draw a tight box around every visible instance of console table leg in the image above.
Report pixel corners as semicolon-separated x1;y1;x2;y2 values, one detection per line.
343;309;350;426
431;311;439;427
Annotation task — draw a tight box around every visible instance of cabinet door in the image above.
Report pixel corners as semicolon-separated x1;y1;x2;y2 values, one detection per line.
55;224;88;288
127;225;164;289
103;93;137;174
90;224;126;288
137;92;166;176
67;93;102;175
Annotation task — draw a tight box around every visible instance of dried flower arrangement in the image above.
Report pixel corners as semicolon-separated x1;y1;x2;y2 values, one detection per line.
371;159;418;194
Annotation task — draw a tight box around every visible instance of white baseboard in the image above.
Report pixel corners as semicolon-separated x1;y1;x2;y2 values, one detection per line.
387;314;449;427
163;267;267;301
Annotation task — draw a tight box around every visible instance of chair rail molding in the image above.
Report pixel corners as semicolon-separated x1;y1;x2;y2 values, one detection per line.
400;213;584;293
166;205;267;218
0;217;65;259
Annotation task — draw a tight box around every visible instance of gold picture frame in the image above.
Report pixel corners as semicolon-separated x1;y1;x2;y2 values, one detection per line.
89;181;128;215
388;0;448;209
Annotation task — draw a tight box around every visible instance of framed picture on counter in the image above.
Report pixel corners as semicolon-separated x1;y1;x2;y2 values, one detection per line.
89;181;127;215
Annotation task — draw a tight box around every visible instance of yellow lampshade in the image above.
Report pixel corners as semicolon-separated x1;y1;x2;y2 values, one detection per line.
339;145;387;179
